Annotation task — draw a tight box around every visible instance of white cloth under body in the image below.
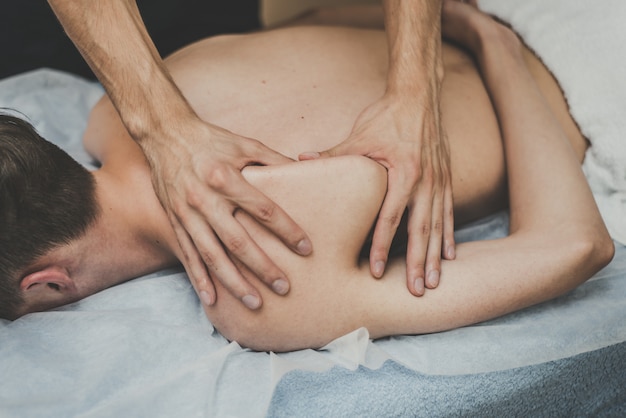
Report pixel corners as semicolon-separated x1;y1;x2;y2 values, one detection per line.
1;2;626;415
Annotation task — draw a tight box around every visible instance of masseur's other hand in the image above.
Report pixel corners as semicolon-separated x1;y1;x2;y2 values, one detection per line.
146;114;312;310
302;91;455;296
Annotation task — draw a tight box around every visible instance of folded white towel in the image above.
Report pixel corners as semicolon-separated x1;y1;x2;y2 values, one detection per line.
479;0;626;244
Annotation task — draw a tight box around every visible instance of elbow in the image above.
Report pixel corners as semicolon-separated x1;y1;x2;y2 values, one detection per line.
586;225;615;274
568;224;615;285
539;225;615;301
594;233;615;272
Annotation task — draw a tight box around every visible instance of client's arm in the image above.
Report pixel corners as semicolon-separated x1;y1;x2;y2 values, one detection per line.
205;4;614;352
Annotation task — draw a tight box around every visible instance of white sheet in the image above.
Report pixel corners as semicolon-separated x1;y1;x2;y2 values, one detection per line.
2;0;626;413
1;70;624;417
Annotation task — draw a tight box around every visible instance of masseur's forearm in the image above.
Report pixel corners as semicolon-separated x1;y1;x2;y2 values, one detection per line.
383;0;443;96
47;0;192;143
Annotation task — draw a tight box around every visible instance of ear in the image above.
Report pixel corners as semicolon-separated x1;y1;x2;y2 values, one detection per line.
20;266;78;295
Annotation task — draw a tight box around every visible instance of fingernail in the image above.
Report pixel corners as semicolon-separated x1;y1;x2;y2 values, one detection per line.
199;290;214;306
242;294;261;310
300;151;320;160
296;239;312;255
413;277;425;296
373;261;385;278
272;279;289;295
447;245;456;259
427;270;440;288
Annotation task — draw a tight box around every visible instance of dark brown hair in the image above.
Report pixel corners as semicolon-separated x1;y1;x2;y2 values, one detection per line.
0;113;99;319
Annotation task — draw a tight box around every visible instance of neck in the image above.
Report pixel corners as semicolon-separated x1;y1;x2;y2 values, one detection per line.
77;168;180;294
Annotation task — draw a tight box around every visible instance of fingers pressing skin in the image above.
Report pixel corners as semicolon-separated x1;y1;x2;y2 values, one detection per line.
405;124;455;296
147;119;312;310
443;182;456;260
368;164;413;281
55;0;313;311
302;93;455;296
170;213;217;306
162;175;266;310
403;162;454;296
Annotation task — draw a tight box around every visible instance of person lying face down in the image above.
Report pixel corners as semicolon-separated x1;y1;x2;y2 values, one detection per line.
0;1;613;352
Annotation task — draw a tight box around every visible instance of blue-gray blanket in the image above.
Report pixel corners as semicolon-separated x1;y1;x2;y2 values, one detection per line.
269;344;626;417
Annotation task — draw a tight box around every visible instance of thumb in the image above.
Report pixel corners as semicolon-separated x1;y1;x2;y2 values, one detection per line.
298;151;322;161
247;138;296;166
298;142;349;161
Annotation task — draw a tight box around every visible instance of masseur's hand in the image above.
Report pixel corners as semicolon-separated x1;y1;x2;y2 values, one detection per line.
303;89;454;296
46;0;312;311
145;113;312;309
303;0;454;296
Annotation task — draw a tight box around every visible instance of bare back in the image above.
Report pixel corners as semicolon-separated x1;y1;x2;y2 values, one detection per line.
164;26;585;224
83;23;608;352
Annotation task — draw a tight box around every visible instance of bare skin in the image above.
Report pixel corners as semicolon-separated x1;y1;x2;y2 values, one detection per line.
202;2;611;351
311;0;455;298
47;0;450;310
21;1;612;351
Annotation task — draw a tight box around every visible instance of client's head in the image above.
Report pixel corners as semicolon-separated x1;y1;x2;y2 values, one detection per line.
0;113;99;320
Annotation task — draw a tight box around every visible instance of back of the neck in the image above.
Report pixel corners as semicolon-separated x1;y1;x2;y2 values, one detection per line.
86;169;180;290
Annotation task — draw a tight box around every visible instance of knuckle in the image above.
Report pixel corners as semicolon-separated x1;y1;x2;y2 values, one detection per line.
408;263;425;277
260;268;283;285
370;242;390;259
225;234;248;254
382;212;403;230
411;260;426;270
185;188;203;209
420;223;431;237
426;255;441;270
432;220;444;234
255;202;276;223
199;250;218;272
205;165;230;191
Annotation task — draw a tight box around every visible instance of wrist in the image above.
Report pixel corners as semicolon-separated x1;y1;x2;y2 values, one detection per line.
384;71;441;107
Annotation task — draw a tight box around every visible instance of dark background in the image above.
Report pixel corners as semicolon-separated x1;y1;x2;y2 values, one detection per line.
1;0;260;80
